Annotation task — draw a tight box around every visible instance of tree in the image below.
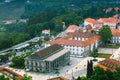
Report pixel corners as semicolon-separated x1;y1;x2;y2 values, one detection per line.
22;74;32;80
86;60;93;78
77;76;81;80
113;67;120;80
99;25;112;45
0;75;9;80
44;36;50;41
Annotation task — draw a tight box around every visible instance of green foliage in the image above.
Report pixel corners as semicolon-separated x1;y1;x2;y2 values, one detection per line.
90;67;112;80
87;60;93;78
82;66;120;80
99;25;112;45
22;74;32;80
0;75;9;80
10;51;34;68
98;54;111;58
44;36;50;41
77;76;81;80
0;52;16;63
91;49;98;58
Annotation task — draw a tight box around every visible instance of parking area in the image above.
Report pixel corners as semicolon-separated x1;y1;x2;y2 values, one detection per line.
98;48;117;54
4;57;105;80
5;57;84;80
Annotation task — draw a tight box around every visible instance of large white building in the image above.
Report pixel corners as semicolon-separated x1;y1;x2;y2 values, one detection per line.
45;29;99;57
84;17;117;29
98;17;117;29
25;44;70;72
84;18;103;29
111;29;120;44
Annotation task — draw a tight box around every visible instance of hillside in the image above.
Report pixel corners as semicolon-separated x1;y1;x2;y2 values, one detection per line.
0;0;119;22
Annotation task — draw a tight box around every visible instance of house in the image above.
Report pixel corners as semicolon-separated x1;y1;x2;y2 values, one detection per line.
105;8;113;13
114;7;120;12
48;76;68;80
84;18;103;29
98;17;117;29
0;67;23;80
66;25;79;33
97;58;120;71
41;30;50;37
25;44;70;73
111;29;120;44
45;29;99;57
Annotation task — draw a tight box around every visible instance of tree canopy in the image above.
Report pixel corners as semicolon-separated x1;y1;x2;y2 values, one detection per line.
99;25;112;45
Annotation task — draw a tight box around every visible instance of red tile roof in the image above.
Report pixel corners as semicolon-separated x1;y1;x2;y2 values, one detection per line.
66;25;79;33
111;29;120;36
98;17;116;23
0;67;23;80
46;35;99;47
85;18;103;24
98;58;120;71
72;29;94;38
42;30;50;33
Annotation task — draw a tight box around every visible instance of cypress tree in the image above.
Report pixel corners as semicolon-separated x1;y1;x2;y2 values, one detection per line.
77;76;81;80
87;60;90;78
87;60;93;78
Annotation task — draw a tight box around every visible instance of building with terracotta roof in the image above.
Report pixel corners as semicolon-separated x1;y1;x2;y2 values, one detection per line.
0;67;23;80
84;18;103;29
105;8;113;13
25;44;70;72
48;76;68;80
41;29;50;37
111;29;120;43
97;58;120;71
66;25;79;33
45;29;99;57
98;17;117;29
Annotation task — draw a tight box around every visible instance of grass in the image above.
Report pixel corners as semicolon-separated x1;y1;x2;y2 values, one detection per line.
100;45;119;49
98;53;112;58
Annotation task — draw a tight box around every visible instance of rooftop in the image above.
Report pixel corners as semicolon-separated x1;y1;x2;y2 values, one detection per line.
98;17;116;23
0;67;23;80
46;35;99;47
85;18;103;24
66;25;79;31
45;49;69;61
111;29;120;36
42;30;50;33
98;58;120;70
28;44;63;59
72;29;94;38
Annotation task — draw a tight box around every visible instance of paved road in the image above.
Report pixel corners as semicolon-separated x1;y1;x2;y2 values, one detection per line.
0;37;40;54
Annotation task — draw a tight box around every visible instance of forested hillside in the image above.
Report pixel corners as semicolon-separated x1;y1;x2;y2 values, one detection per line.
0;0;120;50
0;0;120;21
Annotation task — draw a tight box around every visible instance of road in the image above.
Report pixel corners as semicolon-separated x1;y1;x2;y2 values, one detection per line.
0;37;40;54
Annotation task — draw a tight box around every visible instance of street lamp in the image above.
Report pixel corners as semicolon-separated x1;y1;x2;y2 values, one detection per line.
75;67;78;72
71;69;74;79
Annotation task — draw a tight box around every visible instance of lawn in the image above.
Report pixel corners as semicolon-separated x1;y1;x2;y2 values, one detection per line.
100;45;119;49
98;53;112;58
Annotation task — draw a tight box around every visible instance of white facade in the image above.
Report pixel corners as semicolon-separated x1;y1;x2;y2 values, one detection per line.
111;36;120;43
45;37;99;57
84;21;103;29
